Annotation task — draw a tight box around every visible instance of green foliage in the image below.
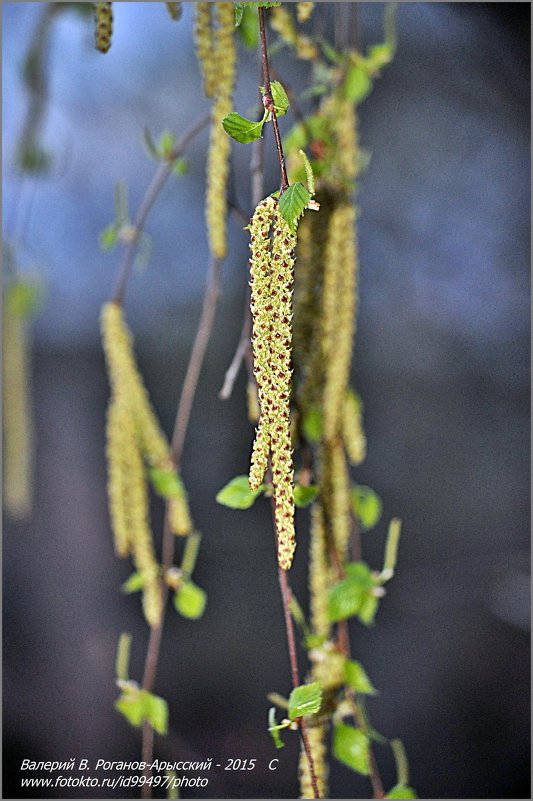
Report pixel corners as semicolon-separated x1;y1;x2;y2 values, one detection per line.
268;707;289;749
99;223;118;252
328;562;380;625
386;785;418;799
293;485;319;508
216;475;264;509
343;62;372;104
148;466;185;499
261;80;289;116
235;0;281;25
288;682;322;720
174;580;207;619
237;5;259;47
222;111;267;144
121;572;145;594
115;687;169;735
301;406;323;442
344;660;378;695
333;723;370;775
351;485;382;531
278;182;311;230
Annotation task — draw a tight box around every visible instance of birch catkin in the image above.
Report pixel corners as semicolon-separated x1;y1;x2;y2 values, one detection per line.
94;3;113;53
194;3;216;97
204;2;236;260
248;198;297;570
299;722;328;799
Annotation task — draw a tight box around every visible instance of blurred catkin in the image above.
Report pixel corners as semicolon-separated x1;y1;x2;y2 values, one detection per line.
94;3;113;53
2;304;32;518
270;5;317;60
194;3;216;97
298;721;328;798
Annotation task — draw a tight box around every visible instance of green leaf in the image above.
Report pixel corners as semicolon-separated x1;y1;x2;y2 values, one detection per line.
238;5;259;46
351;485;382;531
288;682;322;720
121;572;145;594
278;182;311;231
344;63;372;103
148;466;184;499
99;223;118;252
294;485;319;508
366;42;394;71
268;707;287;749
344;660;377;695
344;561;375;586
358;593;379;626
172;158;188;176
115;688;145;728
158;130;176;160
328;563;376;623
174;581;207;620
216;475;264;509
234;3;245;26
222;112;265;144
333;723;370;775
142;690;169;735
301;406;322;442
269;80;289;116
386;785;418;799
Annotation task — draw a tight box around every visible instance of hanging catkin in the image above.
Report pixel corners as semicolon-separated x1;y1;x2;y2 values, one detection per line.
2;300;32;518
269;5;317;60
194;3;216;97
248;197;297;570
298;721;328;799
204;2;236;260
342;389;366;465
94;3;113;53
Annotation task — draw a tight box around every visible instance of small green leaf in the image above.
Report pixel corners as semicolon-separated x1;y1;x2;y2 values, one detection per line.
115;688;145;728
121;572;145;594
222;112;265;144
5;281;42;318
158;130;176;160
301;406;322;442
333;723;370;775
174;581;207;620
288;682;322;720
366;42;394;71
270;80;289;116
344;660;377;695
358;593;379;626
172;158;188;176
344;63;373;103
294;485;319;508
142;689;169;735
234;3;245;26
328;563;376;623
278;182;311;231
386;785;418;799
216;475;264;509
148;467;184;499
268;707;287;749
344;561;375;586
237;5;259;47
351;485;382;531
99;223;118;252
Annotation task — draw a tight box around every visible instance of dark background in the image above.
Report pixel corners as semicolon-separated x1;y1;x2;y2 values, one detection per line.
3;3;530;799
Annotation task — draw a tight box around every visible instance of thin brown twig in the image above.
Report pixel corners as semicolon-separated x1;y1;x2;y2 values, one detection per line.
258;7;289;192
111;113;210;305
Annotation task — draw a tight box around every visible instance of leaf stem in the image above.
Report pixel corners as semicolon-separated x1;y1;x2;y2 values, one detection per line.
258;7;289;192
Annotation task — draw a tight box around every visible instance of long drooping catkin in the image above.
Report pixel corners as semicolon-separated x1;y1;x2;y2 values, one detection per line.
248;197;297;570
106;396;134;557
204;2;236;260
194;3;216;97
94;3;113;53
322;439;351;560
342;389;366;466
2;304;32;518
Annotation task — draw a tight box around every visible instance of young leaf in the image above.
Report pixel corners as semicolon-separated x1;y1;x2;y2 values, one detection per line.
333;723;370;775
294;485;319;508
222;112;265;144
141;689;169;735
172;158;188;176
351;485;382;531
234;3;245;26
216;475;264;509
386;785;418;799
99;223;118;252
5;281;42;318
278;182;311;231
269;80;289;116
328;563;376;623
148;466;185;499
344;660;378;695
121;572;145;594
238;5;259;47
174;581;207;620
344;63;372;104
268;707;288;749
358;593;379;626
115;688;145;728
288;682;322;720
301;406;322;442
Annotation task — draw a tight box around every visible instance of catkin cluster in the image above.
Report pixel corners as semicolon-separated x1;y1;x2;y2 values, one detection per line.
2;300;32;518
101;302;193;626
248;197;297;570
94;3;113;53
270;5;317;60
195;2;236;260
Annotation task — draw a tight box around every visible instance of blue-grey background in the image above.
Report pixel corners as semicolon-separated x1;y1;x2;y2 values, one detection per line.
3;2;530;799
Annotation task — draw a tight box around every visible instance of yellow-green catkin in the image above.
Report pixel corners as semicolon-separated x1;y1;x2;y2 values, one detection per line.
105;397;134;557
248;198;298;570
323;439;351;560
94;3;113;53
309;503;330;639
2;304;32;518
168;493;193;536
270;5;317;60
205;2;236;260
194;3;216;97
321;203;357;443
296;2;314;23
342;389;366;465
298;722;328;798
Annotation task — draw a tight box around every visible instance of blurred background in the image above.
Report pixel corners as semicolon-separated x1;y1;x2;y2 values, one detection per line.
2;2;530;798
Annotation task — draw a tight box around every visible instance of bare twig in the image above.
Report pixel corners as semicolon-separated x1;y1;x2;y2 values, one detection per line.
111;113;209;305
